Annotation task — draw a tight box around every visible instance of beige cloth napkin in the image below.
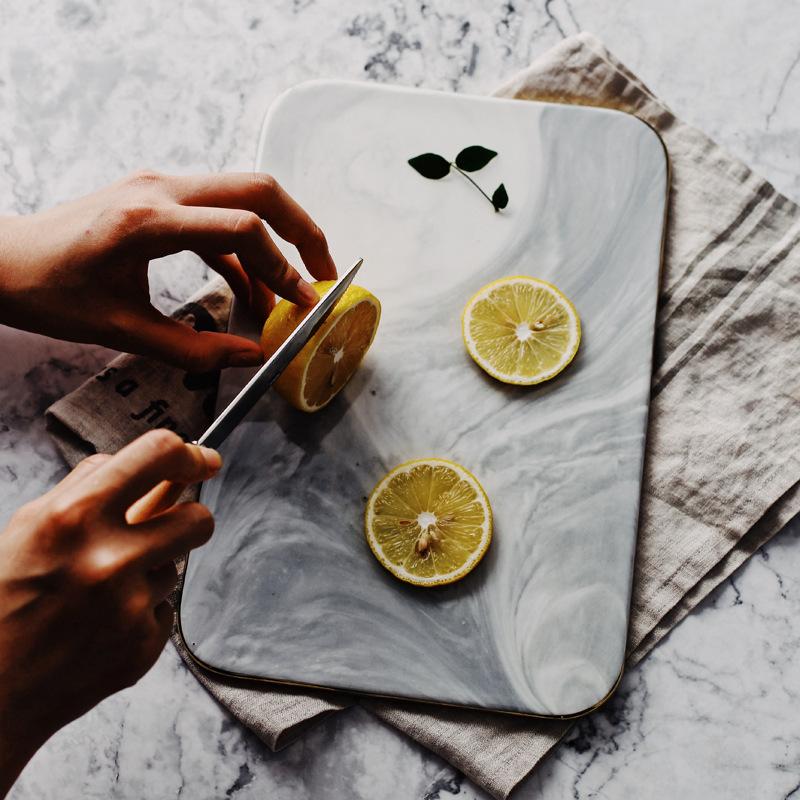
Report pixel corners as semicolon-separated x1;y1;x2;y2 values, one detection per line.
46;32;800;799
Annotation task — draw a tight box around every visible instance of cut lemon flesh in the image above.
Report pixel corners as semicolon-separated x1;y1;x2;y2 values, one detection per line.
261;282;381;412
462;276;581;385
365;458;492;587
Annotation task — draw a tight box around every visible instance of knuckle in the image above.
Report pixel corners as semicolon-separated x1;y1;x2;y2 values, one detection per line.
184;503;215;537
306;222;328;250
142;428;184;456
9;499;41;529
48;495;94;531
80;453;111;469
250;172;277;195
178;331;218;373
103;308;130;341
103;309;139;345
77;543;130;586
231;211;264;239
126;168;163;187
123;589;152;620
271;257;293;285
112;203;157;236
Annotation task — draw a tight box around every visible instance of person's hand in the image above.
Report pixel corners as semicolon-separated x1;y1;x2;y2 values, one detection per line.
0;171;337;370
0;430;221;795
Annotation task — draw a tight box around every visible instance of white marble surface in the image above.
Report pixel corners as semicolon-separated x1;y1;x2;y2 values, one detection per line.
181;81;667;716
2;0;799;797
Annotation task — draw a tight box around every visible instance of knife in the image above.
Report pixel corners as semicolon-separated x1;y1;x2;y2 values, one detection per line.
126;257;364;523
198;256;363;450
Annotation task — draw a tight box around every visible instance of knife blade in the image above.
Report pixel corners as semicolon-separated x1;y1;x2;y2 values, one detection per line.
197;256;363;450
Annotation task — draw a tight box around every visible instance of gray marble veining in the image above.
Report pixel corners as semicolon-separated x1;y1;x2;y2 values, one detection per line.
180;81;668;716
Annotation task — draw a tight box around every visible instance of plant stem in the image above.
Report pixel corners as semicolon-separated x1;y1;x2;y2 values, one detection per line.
449;162;498;211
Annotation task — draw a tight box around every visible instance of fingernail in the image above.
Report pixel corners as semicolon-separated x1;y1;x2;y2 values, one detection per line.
227;349;264;367
297;279;319;305
198;446;222;472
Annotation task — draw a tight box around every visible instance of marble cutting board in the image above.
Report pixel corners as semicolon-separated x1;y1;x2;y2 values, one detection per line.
179;80;668;717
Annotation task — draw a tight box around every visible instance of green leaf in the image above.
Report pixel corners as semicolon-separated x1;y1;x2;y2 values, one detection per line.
408;153;451;180
491;183;509;211
455;145;497;172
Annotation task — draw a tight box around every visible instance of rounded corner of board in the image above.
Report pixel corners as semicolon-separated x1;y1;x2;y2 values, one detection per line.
255;79;343;168
614;108;669;168
559;662;627;720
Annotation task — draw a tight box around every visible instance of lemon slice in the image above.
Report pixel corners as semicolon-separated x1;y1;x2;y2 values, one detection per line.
365;458;492;587
261;281;381;412
462;276;581;385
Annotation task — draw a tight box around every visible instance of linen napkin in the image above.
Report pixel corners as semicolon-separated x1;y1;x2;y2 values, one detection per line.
46;32;800;799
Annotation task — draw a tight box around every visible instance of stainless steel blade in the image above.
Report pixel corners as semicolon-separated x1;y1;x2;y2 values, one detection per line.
196;258;363;449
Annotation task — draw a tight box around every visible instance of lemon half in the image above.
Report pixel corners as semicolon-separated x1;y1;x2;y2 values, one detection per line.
365;458;492;587
261;282;381;412
462;276;581;385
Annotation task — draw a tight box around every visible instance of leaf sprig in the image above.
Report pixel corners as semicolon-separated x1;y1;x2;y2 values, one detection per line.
408;146;508;212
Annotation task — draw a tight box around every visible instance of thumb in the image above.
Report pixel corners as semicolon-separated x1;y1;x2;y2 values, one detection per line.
129;314;264;371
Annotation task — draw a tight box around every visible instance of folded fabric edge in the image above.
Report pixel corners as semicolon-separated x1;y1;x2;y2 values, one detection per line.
45;411;97;467
629;481;800;664
629;450;800;653
492;32;654;101
363;698;569;800
171;634;353;752
491;31;663;120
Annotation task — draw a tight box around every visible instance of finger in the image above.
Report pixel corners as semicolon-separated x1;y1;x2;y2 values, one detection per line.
93;430;222;515
198;252;253;310
147;561;179;603
251;278;276;321
52;453;113;495
170;173;337;281
136;205;319;306
200;252;274;322
128;501;214;568
126;480;187;525
119;309;264;372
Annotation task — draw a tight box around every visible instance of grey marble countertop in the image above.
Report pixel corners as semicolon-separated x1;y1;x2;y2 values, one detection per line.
2;1;799;798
